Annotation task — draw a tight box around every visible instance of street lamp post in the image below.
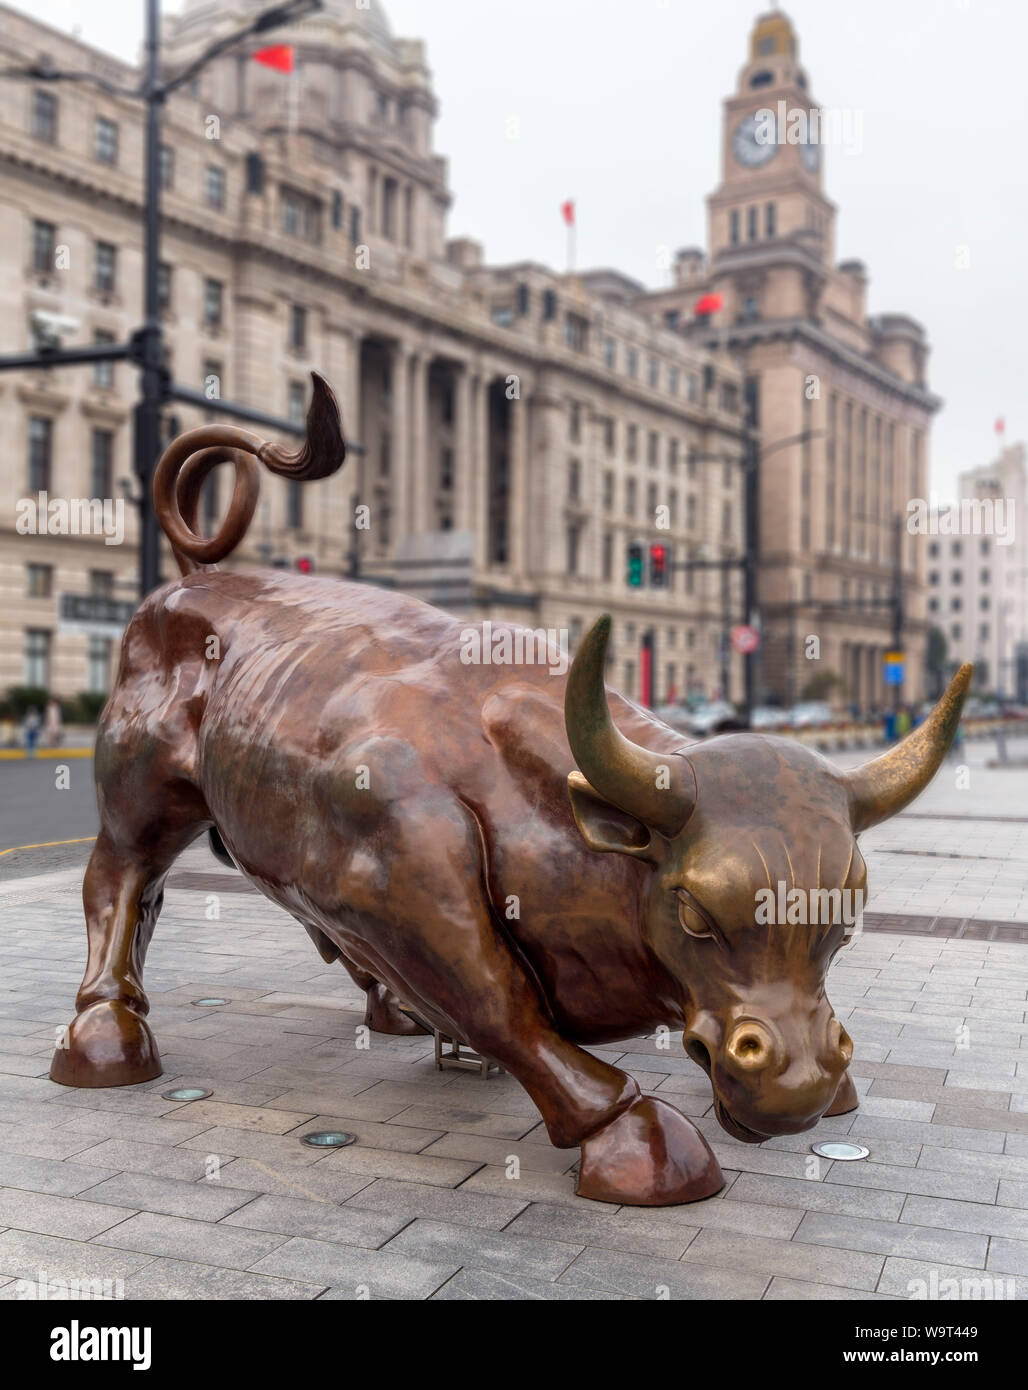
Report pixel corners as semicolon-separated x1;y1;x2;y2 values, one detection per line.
0;0;329;599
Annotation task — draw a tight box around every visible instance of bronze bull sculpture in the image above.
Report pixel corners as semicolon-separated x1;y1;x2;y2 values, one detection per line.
51;374;971;1205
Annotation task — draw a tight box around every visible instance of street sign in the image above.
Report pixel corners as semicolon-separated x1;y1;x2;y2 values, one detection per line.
731;624;760;655
883;651;905;686
58;593;136;639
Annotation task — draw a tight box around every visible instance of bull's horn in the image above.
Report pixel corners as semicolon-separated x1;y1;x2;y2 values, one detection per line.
844;664;973;832
564;615;695;838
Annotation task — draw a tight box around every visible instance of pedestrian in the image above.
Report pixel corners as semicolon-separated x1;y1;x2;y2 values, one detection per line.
23;706;41;757
43;697;63;748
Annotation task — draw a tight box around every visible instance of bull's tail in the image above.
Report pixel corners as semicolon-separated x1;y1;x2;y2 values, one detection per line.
152;371;345;576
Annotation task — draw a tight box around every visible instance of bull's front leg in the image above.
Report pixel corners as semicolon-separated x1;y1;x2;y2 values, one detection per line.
347;802;723;1206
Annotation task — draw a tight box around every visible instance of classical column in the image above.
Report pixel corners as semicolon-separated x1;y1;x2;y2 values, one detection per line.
325;324;362;556
508;386;532;579
391;342;412;540
472;374;490;570
453;364;473;534
409;353;430;534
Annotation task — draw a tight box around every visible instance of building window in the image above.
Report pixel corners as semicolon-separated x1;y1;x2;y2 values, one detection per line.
203;278;223;329
951;623;962;641
87;636;112;695
647;431;659;466
281;186;321;242
730;209;740;245
288;380;306;425
951;569;962;585
627;424;638;461
568;459;580;502
90;429;114;498
603;418;615;454
951;596;962;612
648;358;659;388
627;349;638;378
669;368;679;395
24;629;51;689
32;89;57;143
980;569;991;585
205;164;226;210
565;313;588;352
26;564;52;598
28;416;52;492
31;219;56;274
157;262;172;314
566;524;580;576
626;478;637;516
569;402;581;443
290;304;307;352
602;532;613;581
94;241;117;294
95;116;118;165
980;538;990;556
747;205;758;240
980;596;990;611
603;337;616;369
159;144;175;189
93;330;115;388
602;471;614;509
765;202;776;237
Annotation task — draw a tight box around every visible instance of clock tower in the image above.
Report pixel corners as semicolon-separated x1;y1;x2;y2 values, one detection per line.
708;8;836;317
636;9;940;713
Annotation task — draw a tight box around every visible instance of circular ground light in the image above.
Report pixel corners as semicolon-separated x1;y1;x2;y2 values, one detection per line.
191;997;229;1007
301;1130;357;1149
811;1140;870;1161
162;1087;213;1102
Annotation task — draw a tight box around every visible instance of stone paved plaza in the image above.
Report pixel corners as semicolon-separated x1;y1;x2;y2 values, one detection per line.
0;743;1026;1301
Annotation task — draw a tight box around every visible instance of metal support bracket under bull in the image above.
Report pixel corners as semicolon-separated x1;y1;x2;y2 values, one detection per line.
47;371;973;1207
434;1030;503;1077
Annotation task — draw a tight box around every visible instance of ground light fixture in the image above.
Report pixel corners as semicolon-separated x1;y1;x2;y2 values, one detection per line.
161;1087;213;1102
811;1140;871;1161
191;997;229;1006
301;1131;357;1149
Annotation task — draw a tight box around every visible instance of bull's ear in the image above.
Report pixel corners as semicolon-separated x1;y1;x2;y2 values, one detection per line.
567;771;660;861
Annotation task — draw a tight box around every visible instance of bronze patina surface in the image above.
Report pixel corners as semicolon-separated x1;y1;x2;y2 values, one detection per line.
50;373;971;1205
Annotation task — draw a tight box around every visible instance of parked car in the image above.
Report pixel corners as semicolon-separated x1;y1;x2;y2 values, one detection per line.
687;700;736;736
750;706;789;731
789;701;833;729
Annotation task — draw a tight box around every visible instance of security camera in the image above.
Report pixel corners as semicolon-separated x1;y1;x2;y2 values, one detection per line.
31;309;80;347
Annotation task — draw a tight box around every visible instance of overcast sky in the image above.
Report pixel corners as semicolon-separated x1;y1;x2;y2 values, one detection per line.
12;0;1027;501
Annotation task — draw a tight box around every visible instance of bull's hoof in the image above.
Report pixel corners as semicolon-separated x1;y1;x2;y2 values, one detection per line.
49;1000;162;1088
824;1071;859;1117
577;1095;724;1206
364;983;431;1036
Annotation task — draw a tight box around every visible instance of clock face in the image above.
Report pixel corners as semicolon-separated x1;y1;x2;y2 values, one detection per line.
732;113;778;170
800;138;821;174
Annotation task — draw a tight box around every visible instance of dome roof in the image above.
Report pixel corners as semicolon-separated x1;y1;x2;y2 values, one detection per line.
174;0;397;56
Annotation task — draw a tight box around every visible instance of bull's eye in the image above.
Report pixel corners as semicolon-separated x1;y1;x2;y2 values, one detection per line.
676;890;715;940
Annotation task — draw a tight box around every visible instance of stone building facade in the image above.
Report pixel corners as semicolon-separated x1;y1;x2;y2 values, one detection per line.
637;9;939;709
926;443;1028;700
0;0;746;708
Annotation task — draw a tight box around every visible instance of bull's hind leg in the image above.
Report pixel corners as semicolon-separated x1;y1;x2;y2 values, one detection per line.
51;819;199;1088
338;955;430;1037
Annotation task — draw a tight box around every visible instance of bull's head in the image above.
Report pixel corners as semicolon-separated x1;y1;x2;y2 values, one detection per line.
565;616;971;1144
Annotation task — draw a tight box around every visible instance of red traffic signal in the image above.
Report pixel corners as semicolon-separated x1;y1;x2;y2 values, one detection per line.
296;556;315;575
649;543;669;588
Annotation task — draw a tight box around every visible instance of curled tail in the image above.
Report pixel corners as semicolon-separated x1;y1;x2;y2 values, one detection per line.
153;370;345;576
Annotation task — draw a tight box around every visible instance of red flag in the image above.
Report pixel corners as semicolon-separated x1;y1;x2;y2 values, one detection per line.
995;417;1006;435
253;45;294;73
561;200;575;227
694;292;723;316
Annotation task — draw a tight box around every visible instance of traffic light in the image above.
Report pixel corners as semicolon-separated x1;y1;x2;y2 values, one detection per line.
649;542;669;588
296;556;314;575
627;541;644;588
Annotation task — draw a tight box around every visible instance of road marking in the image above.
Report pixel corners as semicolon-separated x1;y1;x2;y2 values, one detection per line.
0;836;96;858
0;749;93;760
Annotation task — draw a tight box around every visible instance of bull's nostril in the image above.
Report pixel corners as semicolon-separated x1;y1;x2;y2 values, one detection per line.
726;1022;774;1071
830;1018;854;1065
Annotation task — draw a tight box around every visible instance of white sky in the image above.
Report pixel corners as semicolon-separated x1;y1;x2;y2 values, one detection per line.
10;0;1027;502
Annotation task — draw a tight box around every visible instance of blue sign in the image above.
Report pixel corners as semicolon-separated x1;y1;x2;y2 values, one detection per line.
883;659;904;686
